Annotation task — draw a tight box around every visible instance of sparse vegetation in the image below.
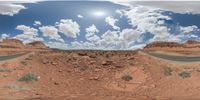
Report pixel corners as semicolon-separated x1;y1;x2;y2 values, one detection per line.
0;68;12;72
18;72;38;82
164;67;173;76
5;84;30;91
21;61;28;66
79;65;88;71
25;54;33;60
178;71;191;79
121;75;133;81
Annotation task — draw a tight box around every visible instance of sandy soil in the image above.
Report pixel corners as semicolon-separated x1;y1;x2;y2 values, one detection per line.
1;49;200;100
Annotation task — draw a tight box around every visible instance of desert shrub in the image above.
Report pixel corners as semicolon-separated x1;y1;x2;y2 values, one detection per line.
121;75;133;81
18;73;38;82
5;84;29;91
21;61;28;66
164;67;173;76
79;65;88;71
178;71;191;79
0;68;12;72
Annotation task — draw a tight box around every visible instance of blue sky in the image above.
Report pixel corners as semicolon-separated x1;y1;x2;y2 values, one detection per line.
0;1;200;50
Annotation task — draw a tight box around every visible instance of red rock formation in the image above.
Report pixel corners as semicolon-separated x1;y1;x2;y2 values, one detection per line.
144;42;183;49
0;39;24;48
0;39;49;49
26;41;49;49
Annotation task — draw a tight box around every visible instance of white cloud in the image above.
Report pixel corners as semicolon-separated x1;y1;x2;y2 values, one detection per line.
34;21;42;26
1;33;10;39
121;6;173;42
110;0;200;14
15;25;43;43
105;16;120;30
180;25;199;34
119;29;141;42
0;3;26;16
86;24;99;35
132;1;200;14
16;25;38;36
0;1;41;16
85;25;100;42
56;19;80;38
46;41;69;50
39;26;64;43
77;14;83;18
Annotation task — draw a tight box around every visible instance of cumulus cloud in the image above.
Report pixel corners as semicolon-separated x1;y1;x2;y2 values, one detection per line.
85;24;100;42
109;0;200;14
1;33;10;39
77;14;83;18
0;3;26;16
34;21;42;26
131;1;200;14
69;4;200;50
56;19;80;38
180;25;199;34
39;26;64;43
46;41;69;50
70;28;145;50
105;16;120;30
0;1;40;16
120;6;174;42
15;25;43;43
16;25;38;36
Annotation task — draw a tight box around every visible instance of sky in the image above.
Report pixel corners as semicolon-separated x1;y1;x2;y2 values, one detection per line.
0;0;200;50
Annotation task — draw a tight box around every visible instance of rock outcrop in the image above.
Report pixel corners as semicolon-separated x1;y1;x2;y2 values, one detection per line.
144;42;184;49
0;39;49;49
144;40;200;49
26;41;49;49
0;39;24;48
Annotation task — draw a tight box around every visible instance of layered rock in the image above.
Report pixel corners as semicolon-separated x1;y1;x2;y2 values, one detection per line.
0;39;49;49
144;42;184;49
26;41;49;49
0;39;24;48
144;40;200;49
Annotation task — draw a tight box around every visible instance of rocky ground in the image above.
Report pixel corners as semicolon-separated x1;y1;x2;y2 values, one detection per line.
0;50;200;100
1;39;200;100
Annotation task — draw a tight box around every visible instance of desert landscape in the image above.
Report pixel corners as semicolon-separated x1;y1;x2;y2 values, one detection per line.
0;39;200;100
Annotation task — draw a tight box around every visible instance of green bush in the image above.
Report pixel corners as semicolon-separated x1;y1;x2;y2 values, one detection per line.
18;73;38;82
164;67;173;76
21;61;28;66
0;68;12;72
121;75;133;81
178;71;191;79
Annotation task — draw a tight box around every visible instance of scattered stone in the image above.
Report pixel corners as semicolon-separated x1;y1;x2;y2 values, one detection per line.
54;82;60;85
77;52;87;56
150;84;156;88
51;62;58;66
89;61;96;65
35;93;43;96
89;55;96;58
127;57;135;60
115;65;123;68
2;74;8;77
89;76;99;80
102;61;112;66
94;69;102;72
42;60;49;64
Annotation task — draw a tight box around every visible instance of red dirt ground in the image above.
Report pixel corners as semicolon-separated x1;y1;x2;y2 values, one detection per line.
1;49;200;100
